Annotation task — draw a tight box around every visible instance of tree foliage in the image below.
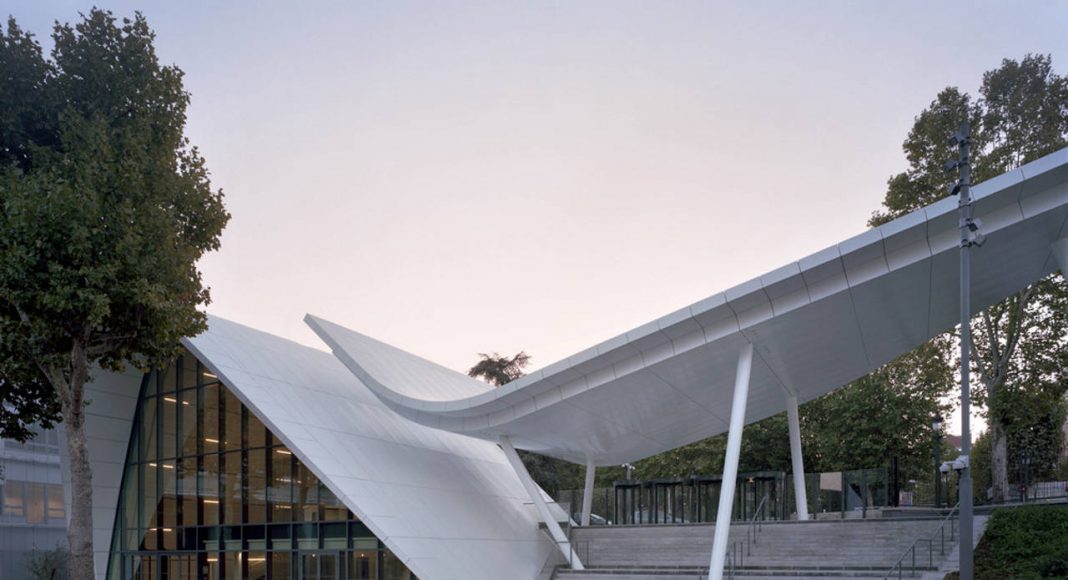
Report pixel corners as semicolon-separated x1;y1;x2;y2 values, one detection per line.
467;351;531;386
0;10;228;578
871;54;1068;501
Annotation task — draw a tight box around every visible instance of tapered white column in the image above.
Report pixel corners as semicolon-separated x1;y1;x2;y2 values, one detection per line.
581;460;596;526
500;436;585;570
709;343;754;580
786;395;810;521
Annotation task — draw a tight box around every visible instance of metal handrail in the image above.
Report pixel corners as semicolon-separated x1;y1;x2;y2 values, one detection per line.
725;495;769;579
881;502;960;579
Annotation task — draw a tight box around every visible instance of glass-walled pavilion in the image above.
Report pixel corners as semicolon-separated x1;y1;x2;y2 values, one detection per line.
108;350;417;580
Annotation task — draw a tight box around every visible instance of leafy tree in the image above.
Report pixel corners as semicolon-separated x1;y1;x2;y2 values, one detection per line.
870;54;1068;502
803;342;954;481
467;351;583;497
468;351;531;386
0;10;228;579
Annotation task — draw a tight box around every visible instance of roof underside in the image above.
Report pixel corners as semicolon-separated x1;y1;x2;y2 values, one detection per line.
308;147;1068;466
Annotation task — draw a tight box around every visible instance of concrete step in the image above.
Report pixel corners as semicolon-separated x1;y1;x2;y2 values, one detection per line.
562;518;953;578
555;566;926;580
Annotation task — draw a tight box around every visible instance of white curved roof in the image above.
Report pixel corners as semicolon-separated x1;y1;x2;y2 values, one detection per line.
183;317;560;580
308;147;1068;466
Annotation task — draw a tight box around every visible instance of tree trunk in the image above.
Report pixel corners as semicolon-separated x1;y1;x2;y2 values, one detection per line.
990;422;1010;503
63;339;95;580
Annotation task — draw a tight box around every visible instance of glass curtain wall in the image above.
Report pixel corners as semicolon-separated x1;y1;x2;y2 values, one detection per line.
108;350;417;580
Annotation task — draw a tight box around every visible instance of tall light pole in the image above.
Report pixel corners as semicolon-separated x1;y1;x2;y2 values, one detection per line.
946;120;983;580
932;414;943;508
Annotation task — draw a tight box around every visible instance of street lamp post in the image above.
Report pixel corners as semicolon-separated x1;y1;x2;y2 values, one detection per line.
946;120;982;580
933;414;943;508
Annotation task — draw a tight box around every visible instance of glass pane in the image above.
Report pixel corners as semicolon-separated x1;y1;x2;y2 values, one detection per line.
222;389;242;452
142;462;158;549
201;454;220;526
201;527;221;551
296;522;317;550
162;392;178;459
25;483;45;524
382;550;409;580
270;551;291;580
123;465;138;550
247;552;267;580
202;552;221;580
180;388;197;457
269;523;292;550
270;448;293;522
46;484;65;520
224;551;240;580
246;524;267;550
222;451;243;525
322;522;346;549
144;369;158;397
179;457;198;527
347;551;377;580
223;525;242;551
202;383;220;452
321;482;346;522
200;363;220;386
321;553;338;580
161;460;178;549
247;448;267;524
3;481;25;517
294;459;318;522
246;408;267;449
181;355;198;389
141;396;158;462
161;363;178;395
301;553;317;580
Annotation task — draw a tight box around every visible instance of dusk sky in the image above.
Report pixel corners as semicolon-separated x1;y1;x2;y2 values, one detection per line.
9;1;1068;433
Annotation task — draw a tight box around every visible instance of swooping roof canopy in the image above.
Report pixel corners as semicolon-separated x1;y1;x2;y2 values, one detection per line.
308;147;1068;466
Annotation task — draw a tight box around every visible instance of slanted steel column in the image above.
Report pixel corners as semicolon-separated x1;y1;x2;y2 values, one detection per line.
500;436;585;570
786;395;810;520
709;343;754;580
581;460;596;526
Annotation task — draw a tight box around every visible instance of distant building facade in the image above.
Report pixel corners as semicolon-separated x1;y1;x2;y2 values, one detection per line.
0;427;68;579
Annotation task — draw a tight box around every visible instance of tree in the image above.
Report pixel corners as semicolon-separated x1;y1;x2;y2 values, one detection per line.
870;54;1068;502
0;11;229;579
802;342;954;481
468;351;531;386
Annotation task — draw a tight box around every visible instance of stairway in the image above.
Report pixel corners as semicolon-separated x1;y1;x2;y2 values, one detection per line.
554;518;953;579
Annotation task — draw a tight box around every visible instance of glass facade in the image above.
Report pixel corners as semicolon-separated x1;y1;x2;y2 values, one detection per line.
108;351;417;580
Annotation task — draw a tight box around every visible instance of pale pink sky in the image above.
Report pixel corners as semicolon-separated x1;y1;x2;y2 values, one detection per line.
11;1;1068;434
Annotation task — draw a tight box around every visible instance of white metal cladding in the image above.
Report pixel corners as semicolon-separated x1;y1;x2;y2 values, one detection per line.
307;146;1068;467
182;317;558;580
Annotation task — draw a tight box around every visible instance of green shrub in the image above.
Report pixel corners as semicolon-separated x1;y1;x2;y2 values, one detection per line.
974;505;1068;579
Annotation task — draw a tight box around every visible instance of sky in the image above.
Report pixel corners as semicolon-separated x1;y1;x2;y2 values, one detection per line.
8;1;1068;435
